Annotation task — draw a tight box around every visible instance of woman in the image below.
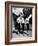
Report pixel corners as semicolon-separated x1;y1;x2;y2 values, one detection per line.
16;13;24;34
23;8;32;32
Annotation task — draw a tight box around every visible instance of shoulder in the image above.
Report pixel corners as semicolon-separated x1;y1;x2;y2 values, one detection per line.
17;17;20;20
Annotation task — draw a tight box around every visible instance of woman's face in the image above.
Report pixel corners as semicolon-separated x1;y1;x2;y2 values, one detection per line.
24;8;29;14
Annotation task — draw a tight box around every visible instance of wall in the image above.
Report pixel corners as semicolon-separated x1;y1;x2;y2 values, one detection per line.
0;0;38;46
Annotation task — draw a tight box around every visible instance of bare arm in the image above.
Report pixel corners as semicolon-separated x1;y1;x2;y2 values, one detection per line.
28;14;32;20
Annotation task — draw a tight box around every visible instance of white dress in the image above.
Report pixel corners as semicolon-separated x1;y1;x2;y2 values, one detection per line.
17;17;24;24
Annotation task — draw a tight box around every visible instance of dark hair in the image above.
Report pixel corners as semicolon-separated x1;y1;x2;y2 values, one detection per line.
23;8;32;15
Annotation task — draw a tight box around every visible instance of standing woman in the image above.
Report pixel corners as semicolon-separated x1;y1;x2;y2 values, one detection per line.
16;13;24;34
23;8;32;33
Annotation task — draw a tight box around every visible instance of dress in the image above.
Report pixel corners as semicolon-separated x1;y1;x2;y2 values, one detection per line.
16;16;24;33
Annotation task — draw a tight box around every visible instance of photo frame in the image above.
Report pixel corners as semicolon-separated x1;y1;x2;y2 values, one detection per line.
5;1;37;45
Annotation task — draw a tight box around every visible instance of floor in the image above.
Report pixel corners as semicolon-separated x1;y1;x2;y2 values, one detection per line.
12;24;32;38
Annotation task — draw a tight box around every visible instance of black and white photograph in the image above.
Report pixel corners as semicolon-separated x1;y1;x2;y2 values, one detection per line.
11;7;32;38
5;2;37;44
